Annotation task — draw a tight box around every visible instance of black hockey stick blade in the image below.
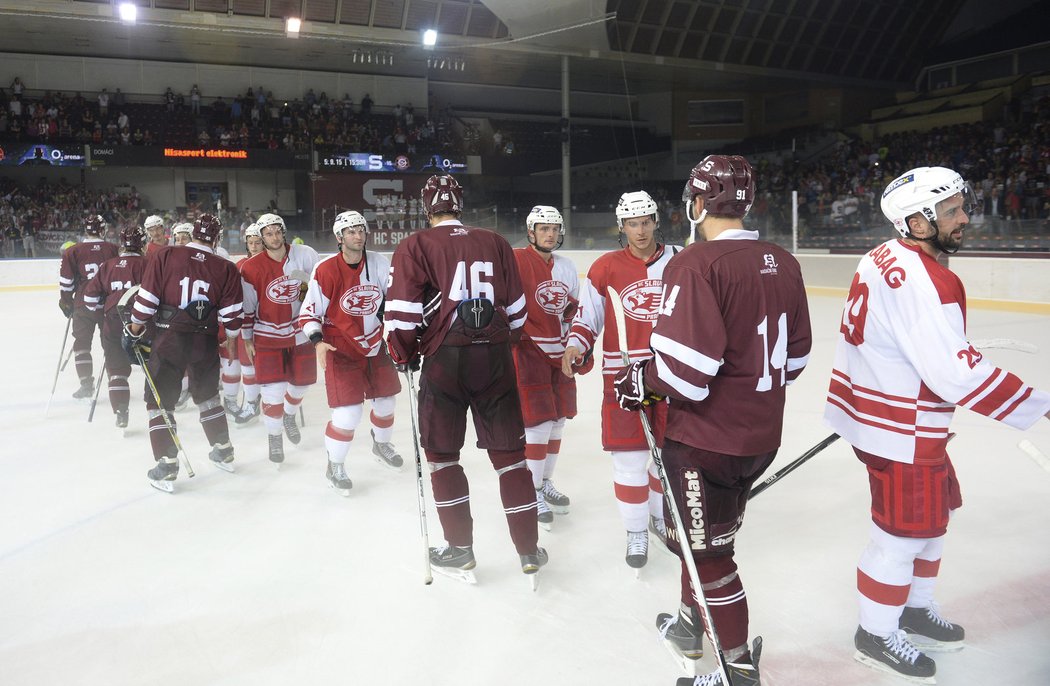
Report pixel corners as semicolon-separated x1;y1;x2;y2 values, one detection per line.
749;433;840;500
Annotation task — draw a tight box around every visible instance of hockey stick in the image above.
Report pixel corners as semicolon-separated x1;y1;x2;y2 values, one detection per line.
404;368;433;585
45;317;73;417
59;343;75;372
607;286;732;686
1018;439;1050;473
136;347;195;478
87;371;106;423
971;338;1039;354
748;433;840;500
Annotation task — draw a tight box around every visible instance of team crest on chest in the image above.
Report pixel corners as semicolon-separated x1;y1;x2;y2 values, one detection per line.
340;284;382;316
620;279;663;322
535;280;569;315
266;275;302;304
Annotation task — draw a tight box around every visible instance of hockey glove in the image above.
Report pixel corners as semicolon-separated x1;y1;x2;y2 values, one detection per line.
59;299;73;319
394;354;421;374
613;360;663;411
121;324;152;365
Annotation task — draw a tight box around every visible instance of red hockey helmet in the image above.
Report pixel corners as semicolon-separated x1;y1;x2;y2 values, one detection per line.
192;213;223;244
85;214;105;236
683;155;755;223
420;174;463;218
120;224;147;253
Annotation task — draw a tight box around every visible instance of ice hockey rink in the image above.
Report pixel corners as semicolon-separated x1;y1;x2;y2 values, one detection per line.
2;272;1049;686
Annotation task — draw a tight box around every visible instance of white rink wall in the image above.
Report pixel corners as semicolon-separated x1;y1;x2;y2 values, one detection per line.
2;251;1048;308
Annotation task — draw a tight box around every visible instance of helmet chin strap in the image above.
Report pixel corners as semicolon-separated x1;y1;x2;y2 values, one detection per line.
685;198;707;244
910;219;959;255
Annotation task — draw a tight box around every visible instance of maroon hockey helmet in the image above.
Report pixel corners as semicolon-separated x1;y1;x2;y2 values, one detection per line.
192;213;223;244
683;155;755;222
85;214;106;236
420;174;463;218
121;224;147;253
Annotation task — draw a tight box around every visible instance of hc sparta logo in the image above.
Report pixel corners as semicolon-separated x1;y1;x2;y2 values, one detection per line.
266;275;302;304
620;279;663;322
340;284;382;316
535;280;569;315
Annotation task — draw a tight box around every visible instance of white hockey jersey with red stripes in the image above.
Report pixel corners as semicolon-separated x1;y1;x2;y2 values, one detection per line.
824;238;1050;464
567;244;681;376
298;250;390;358
514;246;579;365
240;243;320;348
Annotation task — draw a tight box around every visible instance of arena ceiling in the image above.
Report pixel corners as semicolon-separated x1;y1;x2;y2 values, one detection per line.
0;0;1044;95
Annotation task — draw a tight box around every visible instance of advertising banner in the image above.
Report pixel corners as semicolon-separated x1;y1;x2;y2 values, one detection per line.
317;149;467;175
0;142;87;167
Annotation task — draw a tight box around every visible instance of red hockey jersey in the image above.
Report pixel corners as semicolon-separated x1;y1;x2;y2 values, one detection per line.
239;243;320;348
299;250;391;358
514;246;579;367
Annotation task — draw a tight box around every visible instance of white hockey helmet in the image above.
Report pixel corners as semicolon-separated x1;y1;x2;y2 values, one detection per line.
332;210;368;238
244;221;261;239
615;191;659;229
143;214;164;231
255;212;286;235
526;205;564;234
171;222;194;237
881;166;974;238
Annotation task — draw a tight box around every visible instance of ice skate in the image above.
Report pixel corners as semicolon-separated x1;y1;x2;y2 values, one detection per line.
675;636;762;686
626;530;649;576
536;489;554;531
72;378;94;400
234;398;260;427
208;442;235;473
326;459;352;496
520;546;549;591
540;478;570;514
115;409;129;429
899;604;965;652
854;626;936;684
174;387;190;411
657;607;704;674
429;545;477;584
283;412;301;444
147;456;178;493
371;429;404;470
223;395;240;415
268;434;285;465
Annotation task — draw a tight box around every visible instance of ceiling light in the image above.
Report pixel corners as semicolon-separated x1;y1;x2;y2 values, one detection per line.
423;29;437;47
117;2;137;24
286;17;301;38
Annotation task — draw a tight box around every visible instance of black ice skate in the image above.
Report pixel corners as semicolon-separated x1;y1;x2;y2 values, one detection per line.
209;442;235;473
371;429;404;470
223;396;240;415
900;605;965;652
626;530;649;576
174;388;190;410
429;545;477;584
520;546;549;591
115;409;129;430
536;488;554;531
268;434;285;465
283;412;301;444
676;636;762;686
147;456;179;493
72;377;94;400
854;626;935;684
657;607;704;674
234;399;260;427
540;478;570;514
326;459;352;496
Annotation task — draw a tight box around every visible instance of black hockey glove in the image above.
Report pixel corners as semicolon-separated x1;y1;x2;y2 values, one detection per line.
394;354;421;374
121;325;152;365
59;299;73;319
613;360;664;411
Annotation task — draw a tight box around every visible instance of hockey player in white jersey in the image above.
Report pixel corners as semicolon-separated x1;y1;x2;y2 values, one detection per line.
824;166;1050;683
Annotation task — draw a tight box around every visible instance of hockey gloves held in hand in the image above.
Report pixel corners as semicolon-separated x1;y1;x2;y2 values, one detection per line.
59;299;73;319
394;354;421;374
613;360;664;412
121;324;152;365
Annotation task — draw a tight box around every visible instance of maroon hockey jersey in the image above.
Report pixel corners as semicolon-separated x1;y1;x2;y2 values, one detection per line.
644;231;812;456
83;253;147;314
59;238;118;308
385;219;526;360
130;244;244;334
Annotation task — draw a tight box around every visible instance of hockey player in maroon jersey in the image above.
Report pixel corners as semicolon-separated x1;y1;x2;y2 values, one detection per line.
299;210;403;496
613;155;812;686
385;174;548;580
825;166;1050;682
143;214;167;259
239;213;320;465
512;205;580;530
562;190;681;571
59;215;119;399
223;221;264;420
82;224;149;429
124;213;244;492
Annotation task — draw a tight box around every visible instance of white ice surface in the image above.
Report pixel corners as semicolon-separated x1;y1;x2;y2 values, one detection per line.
1;289;1048;686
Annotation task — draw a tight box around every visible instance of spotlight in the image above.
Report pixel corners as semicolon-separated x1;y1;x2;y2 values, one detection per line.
286;17;301;38
117;2;137;24
423;29;437;47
